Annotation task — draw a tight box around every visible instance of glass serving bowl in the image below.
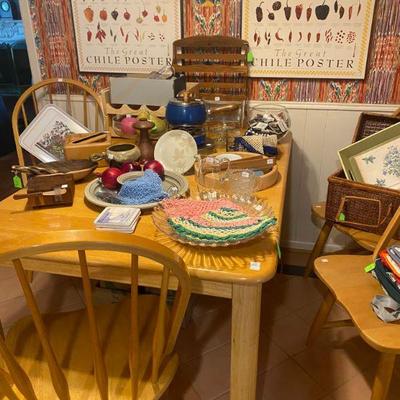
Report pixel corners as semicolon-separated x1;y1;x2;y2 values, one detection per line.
152;193;276;247
247;104;291;142
111;115;139;140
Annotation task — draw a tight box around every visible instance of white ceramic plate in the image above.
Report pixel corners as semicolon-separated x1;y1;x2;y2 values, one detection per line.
19;104;90;162
154;130;198;174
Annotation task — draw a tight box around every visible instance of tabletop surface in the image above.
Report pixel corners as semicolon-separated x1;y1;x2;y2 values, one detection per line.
0;135;292;285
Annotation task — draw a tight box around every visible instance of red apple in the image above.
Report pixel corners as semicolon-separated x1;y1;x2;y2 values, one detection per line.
120;116;138;136
101;167;122;190
143;160;164;178
120;162;142;173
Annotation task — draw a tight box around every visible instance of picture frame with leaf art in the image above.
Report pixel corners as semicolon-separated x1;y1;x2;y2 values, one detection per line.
338;122;400;190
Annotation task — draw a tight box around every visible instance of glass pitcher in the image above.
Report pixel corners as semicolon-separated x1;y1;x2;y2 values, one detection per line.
194;155;231;199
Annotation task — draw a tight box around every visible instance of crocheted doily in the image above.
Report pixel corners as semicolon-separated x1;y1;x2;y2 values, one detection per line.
161;198;276;243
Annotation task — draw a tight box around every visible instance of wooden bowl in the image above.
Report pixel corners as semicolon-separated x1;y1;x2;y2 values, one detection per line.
207;151;279;191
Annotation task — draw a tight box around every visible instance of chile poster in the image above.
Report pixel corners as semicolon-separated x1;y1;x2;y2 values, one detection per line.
71;0;181;73
242;0;376;79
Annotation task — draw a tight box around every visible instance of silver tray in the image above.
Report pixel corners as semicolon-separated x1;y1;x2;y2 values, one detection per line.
84;170;188;210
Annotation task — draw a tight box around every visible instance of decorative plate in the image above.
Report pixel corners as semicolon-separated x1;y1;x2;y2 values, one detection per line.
152;194;276;247
154;130;198;174
19;104;90;162
84;170;188;210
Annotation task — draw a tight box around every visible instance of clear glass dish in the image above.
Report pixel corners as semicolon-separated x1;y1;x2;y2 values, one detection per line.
152;193;276;247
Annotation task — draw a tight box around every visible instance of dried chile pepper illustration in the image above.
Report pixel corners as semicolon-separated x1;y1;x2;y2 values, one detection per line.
295;4;303;19
256;1;264;22
306;4;312;21
99;9;107;21
284;0;292;20
272;1;282;10
84;7;94;23
348;5;353;20
315;0;329;20
111;9;118;20
275;29;284;41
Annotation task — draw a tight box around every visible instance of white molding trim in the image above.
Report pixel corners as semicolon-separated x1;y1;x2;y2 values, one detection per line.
248;100;398;113
19;0;41;83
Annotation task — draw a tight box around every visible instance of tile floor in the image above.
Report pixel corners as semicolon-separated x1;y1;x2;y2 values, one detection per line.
0;267;399;400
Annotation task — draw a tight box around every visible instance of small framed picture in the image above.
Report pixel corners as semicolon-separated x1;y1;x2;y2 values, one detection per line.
19;104;90;162
338;122;400;190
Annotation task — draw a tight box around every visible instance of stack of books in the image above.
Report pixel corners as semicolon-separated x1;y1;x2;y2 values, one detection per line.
94;207;141;233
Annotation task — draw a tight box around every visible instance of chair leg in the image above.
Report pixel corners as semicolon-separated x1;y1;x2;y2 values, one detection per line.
306;291;335;346
26;270;33;283
304;221;334;278
371;353;396;400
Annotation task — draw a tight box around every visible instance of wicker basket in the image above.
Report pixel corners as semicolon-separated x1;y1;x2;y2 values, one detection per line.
325;112;400;238
326;170;400;238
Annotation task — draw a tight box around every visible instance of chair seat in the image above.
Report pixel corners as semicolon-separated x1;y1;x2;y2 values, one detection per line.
315;255;400;353
6;295;178;399
311;202;326;220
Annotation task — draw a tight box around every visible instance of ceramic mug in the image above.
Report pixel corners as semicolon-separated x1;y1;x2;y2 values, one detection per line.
90;143;141;167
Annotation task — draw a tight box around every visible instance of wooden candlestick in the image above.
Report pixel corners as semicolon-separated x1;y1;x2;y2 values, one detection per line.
134;119;155;162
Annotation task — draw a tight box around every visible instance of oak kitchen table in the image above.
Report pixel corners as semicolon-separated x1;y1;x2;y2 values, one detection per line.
0;135;291;399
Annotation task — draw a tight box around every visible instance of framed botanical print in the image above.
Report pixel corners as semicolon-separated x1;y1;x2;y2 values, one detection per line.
338;122;400;189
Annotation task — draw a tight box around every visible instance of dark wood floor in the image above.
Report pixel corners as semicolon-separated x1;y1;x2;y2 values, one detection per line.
0;152;18;200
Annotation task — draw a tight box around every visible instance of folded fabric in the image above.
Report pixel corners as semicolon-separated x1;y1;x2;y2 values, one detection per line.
233;134;278;156
118;170;167;205
371;294;400;322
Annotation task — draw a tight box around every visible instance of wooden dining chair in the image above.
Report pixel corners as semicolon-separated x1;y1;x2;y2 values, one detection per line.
11;78;105;171
172;35;250;101
303;202;382;277
0;230;191;399
307;206;400;400
304;108;400;278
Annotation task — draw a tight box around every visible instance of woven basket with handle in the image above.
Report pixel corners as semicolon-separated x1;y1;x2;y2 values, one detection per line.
325;110;400;238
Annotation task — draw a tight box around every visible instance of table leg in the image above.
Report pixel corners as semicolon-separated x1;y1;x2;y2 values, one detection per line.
231;283;262;400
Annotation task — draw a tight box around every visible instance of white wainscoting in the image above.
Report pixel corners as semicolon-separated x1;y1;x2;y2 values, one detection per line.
249;102;398;252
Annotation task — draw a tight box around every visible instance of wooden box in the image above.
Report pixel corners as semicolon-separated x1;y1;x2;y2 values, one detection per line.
14;174;75;208
64;132;111;167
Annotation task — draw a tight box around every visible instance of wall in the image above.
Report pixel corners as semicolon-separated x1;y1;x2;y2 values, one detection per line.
26;0;399;103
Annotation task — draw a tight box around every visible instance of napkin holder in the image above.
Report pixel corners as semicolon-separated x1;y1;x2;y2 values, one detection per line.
13;174;75;208
64;132;111;167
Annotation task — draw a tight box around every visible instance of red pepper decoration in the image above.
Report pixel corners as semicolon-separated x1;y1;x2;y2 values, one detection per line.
306;4;312;21
87;30;92;42
348;5;353;20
